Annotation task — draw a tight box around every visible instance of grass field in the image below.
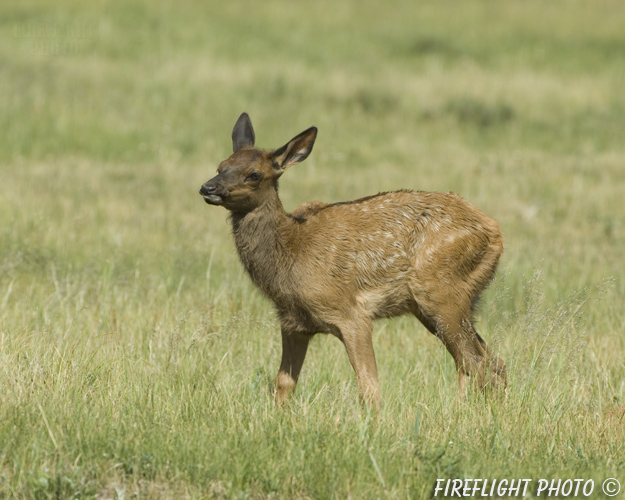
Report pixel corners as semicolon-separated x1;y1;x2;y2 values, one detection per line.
1;1;624;498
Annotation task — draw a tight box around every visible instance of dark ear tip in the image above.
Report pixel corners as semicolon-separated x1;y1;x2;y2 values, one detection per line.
232;112;256;152
235;112;252;125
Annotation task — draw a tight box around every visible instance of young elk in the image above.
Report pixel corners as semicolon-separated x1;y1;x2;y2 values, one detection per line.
200;113;506;409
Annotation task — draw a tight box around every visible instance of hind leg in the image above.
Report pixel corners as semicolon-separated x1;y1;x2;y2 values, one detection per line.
435;306;487;397
413;301;505;397
474;331;507;393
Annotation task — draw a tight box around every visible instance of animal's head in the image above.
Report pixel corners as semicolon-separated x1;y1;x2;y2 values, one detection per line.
200;113;317;213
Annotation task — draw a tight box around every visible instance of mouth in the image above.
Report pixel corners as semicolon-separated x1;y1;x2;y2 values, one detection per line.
202;194;224;205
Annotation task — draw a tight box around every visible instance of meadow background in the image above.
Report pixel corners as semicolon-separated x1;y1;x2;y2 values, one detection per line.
1;1;624;498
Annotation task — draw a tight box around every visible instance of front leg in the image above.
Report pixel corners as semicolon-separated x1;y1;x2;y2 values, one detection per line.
274;326;310;404
337;317;381;412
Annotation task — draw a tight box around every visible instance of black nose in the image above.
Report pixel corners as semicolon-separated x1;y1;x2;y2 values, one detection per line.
199;184;216;196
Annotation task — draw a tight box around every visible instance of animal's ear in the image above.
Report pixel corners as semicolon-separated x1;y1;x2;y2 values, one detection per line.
271;126;318;171
232;112;255;152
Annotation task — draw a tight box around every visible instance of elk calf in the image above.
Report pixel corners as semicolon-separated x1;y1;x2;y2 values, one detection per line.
200;113;506;409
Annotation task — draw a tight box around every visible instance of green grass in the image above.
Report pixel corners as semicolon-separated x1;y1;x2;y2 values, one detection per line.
1;0;624;498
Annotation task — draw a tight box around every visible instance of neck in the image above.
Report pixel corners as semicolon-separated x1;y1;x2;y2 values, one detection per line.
229;194;293;298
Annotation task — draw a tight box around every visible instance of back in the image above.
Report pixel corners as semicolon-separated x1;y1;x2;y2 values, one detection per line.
287;189;501;266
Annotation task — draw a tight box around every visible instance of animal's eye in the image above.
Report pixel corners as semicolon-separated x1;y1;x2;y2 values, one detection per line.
246;171;261;182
